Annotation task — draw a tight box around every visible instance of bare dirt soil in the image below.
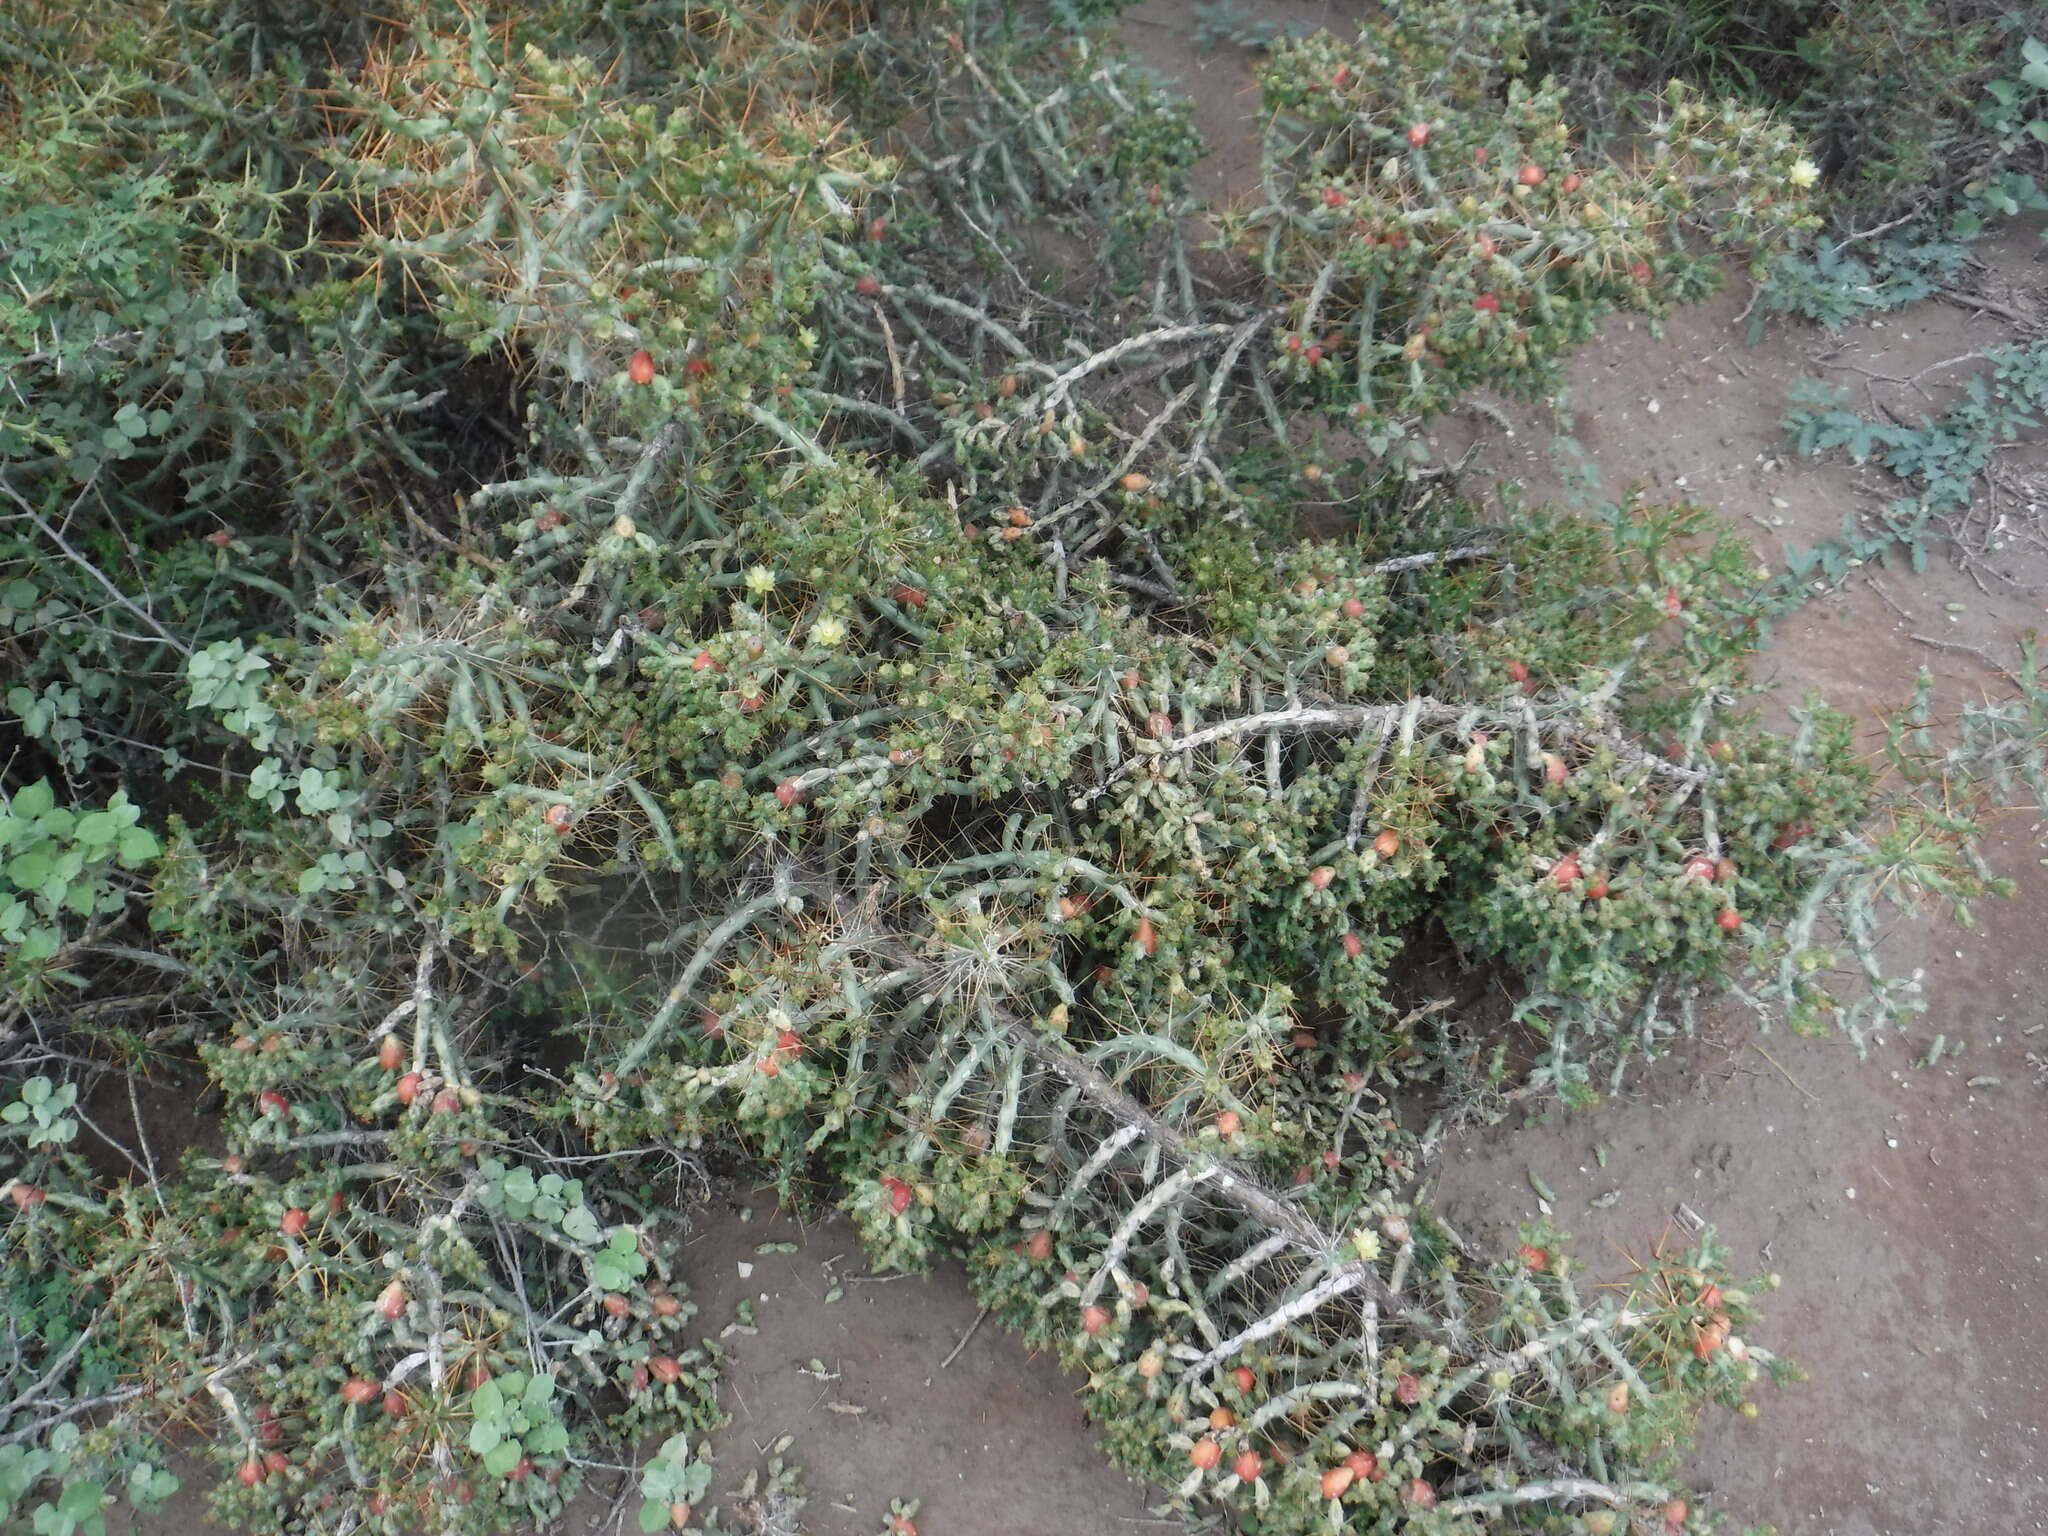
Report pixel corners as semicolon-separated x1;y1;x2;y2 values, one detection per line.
680;1203;1158;1536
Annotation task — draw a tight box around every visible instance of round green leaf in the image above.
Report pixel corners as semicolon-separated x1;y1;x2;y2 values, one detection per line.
481;1441;523;1478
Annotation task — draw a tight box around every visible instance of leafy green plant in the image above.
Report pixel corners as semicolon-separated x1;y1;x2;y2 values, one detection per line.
1776;341;2048;588
1189;1;1310;55
183;644;282;754
0;782;158;980
1957;34;2048;233
465;1372;571;1482
1;1079;79;1152
636;1435;712;1535
5;684;90;779
0;1426;177;1536
1749;228;1974;335
874;1496;920;1536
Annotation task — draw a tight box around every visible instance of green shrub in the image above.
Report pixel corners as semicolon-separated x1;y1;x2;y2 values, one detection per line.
2;3;2042;1536
1770;342;2048;589
1240;1;1816;454
1528;0;2048;229
0;783;159;982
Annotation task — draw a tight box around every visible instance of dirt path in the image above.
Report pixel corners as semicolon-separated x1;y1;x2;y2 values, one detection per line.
676;1204;1157;1536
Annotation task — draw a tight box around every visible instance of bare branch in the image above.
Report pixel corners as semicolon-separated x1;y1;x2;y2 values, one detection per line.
0;477;192;658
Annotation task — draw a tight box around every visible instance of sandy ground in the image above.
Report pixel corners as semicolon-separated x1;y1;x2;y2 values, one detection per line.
680;1204;1158;1536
